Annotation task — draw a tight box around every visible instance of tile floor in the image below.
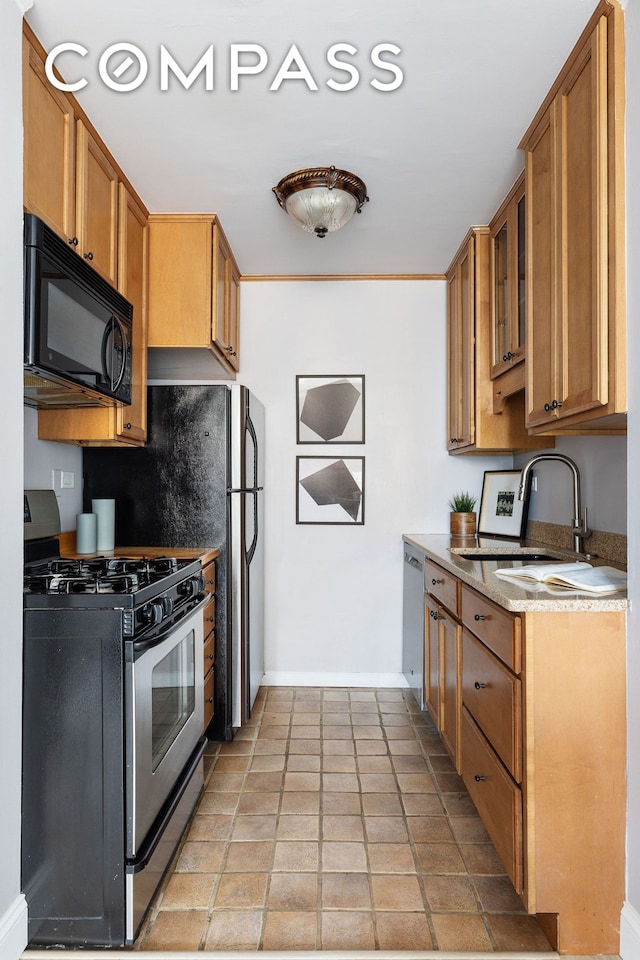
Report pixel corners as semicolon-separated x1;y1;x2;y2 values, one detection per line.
134;686;554;953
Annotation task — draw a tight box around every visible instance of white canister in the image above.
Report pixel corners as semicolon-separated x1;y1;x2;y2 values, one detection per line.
76;513;98;555
91;498;116;551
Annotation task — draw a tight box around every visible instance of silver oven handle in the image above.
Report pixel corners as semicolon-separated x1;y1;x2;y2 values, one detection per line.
132;592;207;655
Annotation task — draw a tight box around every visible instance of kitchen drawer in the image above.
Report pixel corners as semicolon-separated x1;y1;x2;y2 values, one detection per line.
202;594;215;638
424;559;459;617
461;706;523;892
204;631;215;671
204;664;215;729
202;560;216;596
461;583;521;673
462;630;522;782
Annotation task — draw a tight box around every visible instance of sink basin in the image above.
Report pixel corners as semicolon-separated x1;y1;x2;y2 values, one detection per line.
455;551;561;561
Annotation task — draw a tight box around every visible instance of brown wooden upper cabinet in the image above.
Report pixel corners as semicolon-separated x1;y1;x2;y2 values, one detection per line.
446;228;545;454
24;23;150;446
490;173;526;409
147;214;240;377
23;31;119;285
520;0;626;434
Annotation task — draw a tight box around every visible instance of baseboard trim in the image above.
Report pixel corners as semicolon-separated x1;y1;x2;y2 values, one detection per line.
261;672;409;689
621;900;640;960
0;893;28;960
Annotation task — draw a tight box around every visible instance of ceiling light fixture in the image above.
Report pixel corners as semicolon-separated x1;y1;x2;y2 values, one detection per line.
272;166;369;238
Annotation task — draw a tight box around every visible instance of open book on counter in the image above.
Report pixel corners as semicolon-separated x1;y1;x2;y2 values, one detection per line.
494;561;627;595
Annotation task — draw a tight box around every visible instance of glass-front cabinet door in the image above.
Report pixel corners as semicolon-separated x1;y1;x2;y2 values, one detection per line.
490;172;526;381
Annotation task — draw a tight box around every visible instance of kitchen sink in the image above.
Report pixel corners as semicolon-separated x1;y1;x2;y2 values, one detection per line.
454;551;561;561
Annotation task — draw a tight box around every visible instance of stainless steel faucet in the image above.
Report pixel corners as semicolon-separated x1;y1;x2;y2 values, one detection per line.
518;453;592;554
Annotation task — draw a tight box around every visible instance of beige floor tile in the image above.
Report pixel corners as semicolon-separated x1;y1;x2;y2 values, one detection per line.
361;792;403;815
231;814;277;841
364;815;409;842
321;872;372;909
322;840;368;872
213;872;268;908
276;814;320;840
322;772;360;792
206;771;246;792
218;739;252;755
322;738;355;755
376;911;434;950
435;770;467;792
288;739;322;755
460;842;507;875
431;912;493;951
322;814;365;841
213;755;251;772
402;793;445;816
322;792;362;815
257;724;289;740
321;910;375;949
280;790;320;814
291;723;321;738
248;754;286;772
358;773;398;792
253;738;287;755
283;771;321;791
396;771;437;793
323;712;353;725
393;755;431;772
371;873;425;911
353;724;384;739
323;755;357;773
267;872;319;910
473;874;528;913
203;909;263;951
321;725;353;739
224;840;274;872
357;755;394;773
422;874;480;912
290;711;321;724
355;740;389;756
197;791;240;815
367;842;417;874
407;815;455;843
272;840;319;871
449;814;492;843
139;909;207;951
414;841;467;874
185;813;232;841
487;913;556;951
286;754;321;772
158;873;216;910
174;840;225;873
236;791;280;815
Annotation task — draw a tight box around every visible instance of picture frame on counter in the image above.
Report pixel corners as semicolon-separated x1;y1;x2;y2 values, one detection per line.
478;469;531;539
296;375;365;443
296;456;365;525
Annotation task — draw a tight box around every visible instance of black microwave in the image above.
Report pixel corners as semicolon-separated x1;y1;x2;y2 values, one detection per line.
24;213;133;408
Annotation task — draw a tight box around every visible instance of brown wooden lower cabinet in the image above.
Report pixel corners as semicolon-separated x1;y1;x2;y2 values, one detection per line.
420;554;626;955
202;562;216;732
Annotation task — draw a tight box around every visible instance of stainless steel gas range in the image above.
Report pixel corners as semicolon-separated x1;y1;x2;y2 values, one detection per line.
22;490;207;947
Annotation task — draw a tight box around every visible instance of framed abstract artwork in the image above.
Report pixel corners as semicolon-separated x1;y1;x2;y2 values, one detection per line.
296;456;365;525
296;375;365;443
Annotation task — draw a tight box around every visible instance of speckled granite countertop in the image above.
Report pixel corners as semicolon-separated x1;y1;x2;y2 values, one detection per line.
403;534;628;612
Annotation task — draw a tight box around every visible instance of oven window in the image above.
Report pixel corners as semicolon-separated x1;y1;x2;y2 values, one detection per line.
151;628;196;771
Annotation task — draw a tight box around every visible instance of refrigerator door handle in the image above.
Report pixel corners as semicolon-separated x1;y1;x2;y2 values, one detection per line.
228;486;264;494
246;489;259;565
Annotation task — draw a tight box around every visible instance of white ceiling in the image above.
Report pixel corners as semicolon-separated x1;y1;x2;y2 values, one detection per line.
26;0;596;277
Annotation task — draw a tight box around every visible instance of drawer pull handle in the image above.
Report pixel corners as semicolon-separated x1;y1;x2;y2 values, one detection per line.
206;653;214;660
474;614;486;621
474;681;486;689
432;578;444;585
206;697;214;704
474;774;486;782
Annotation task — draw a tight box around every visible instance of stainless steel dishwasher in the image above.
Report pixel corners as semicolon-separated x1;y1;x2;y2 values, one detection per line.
402;544;424;707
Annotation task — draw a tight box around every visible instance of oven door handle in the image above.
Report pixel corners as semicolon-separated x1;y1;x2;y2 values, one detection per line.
126;738;207;872
132;594;207;655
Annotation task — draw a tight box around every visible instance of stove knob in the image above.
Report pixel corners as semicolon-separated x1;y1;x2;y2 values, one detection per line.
161;595;174;617
143;602;164;626
179;575;205;598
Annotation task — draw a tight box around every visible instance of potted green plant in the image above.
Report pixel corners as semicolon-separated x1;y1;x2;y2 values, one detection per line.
448;491;477;538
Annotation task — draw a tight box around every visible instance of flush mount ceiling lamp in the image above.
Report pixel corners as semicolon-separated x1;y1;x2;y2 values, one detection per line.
272;166;369;238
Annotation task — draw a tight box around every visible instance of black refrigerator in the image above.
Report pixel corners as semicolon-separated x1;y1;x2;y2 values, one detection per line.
83;383;265;740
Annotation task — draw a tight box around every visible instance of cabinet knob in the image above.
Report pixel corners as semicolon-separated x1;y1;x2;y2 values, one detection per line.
68;236;78;246
474;681;486;689
474;614;486;621
450;437;459;444
432;578;444;585
206;652;214;660
474;774;486;782
124;422;132;430
225;346;237;357
206;615;214;623
552;399;563;409
206;697;214;704
502;351;514;361
83;251;94;261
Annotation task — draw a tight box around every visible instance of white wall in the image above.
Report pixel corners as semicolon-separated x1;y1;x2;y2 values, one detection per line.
514;434;627;535
1;1;29;956
621;0;640;956
23;407;83;530
239;280;510;685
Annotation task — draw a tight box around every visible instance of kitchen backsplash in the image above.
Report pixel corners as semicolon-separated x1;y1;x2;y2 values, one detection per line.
526;520;627;567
